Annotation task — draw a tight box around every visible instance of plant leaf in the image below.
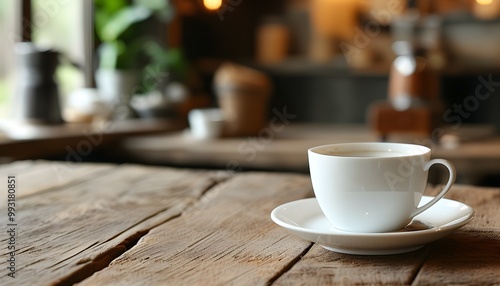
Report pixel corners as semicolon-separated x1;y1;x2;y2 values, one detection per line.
133;0;167;11
134;0;173;21
94;0;128;38
94;0;128;14
100;5;153;42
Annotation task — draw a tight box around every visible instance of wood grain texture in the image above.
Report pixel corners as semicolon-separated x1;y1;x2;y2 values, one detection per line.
0;160;114;209
274;245;429;285
79;172;314;286
0;162;499;285
414;231;500;286
0;163;228;285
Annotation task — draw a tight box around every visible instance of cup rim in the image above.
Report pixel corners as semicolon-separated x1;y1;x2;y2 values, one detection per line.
188;108;225;122
308;142;431;159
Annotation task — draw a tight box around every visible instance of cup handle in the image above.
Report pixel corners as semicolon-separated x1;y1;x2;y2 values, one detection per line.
410;159;456;218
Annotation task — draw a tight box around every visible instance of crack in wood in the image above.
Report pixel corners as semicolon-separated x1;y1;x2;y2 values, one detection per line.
49;242;100;269
410;246;431;286
51;230;149;286
266;243;314;286
49;170;231;285
181;173;233;214
98;206;177;246
184;230;218;250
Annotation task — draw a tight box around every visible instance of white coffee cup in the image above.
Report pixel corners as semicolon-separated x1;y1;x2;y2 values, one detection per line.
188;108;224;139
308;142;456;233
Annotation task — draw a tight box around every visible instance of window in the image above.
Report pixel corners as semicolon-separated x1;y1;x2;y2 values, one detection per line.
0;0;92;119
0;1;16;118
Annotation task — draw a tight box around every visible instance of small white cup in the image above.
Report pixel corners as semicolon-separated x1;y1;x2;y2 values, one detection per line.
188;108;224;139
308;142;456;233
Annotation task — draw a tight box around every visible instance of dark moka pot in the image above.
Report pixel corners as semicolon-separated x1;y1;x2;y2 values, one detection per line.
15;42;63;124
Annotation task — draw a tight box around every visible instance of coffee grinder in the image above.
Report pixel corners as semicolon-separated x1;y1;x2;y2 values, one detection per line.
369;0;442;140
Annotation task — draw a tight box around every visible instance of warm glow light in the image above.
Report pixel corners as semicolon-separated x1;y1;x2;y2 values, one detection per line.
476;0;493;5
204;0;222;10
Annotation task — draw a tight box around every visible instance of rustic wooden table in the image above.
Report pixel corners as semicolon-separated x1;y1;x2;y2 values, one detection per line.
1;161;499;285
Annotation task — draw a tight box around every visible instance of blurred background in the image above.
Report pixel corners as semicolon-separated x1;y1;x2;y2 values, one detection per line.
1;0;500;123
0;0;499;185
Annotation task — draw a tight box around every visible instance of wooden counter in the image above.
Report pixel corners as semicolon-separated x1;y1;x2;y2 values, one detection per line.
0;119;186;161
113;124;500;182
0;161;498;285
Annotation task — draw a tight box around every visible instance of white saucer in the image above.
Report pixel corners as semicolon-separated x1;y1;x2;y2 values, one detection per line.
271;196;474;255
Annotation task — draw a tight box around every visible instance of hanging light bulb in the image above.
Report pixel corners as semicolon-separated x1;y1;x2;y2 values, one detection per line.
204;0;222;11
476;0;493;5
473;0;500;19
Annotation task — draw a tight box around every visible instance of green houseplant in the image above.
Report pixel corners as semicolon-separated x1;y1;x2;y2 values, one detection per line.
94;0;186;118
